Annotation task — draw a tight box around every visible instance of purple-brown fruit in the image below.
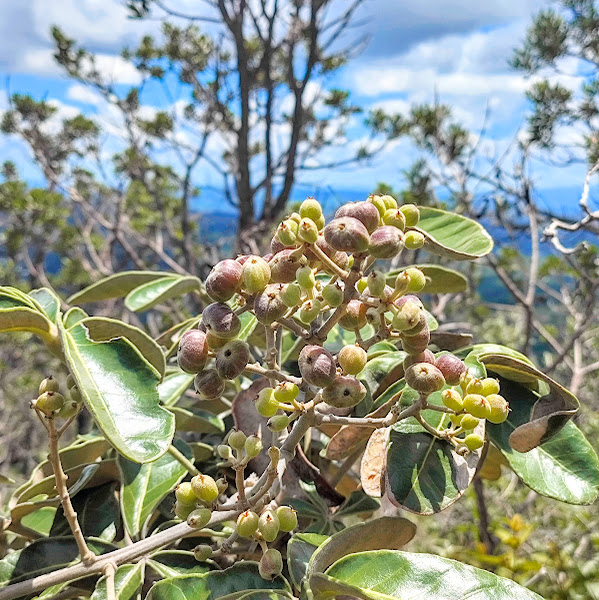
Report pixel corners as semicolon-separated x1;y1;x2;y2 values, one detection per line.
405;363;446;394
322;375;367;408
368;226;404;259
402;325;431;354
435;353;467;386
269;249;306;283
338;299;367;331
177;330;209;374
202;303;241;339
324;217;370;253
194;369;226;399
335;201;380;233
205;259;242;302
254;285;287;325
403;311;427;336
298;345;336;388
403;349;435;370
394;294;424;310
216;340;250;380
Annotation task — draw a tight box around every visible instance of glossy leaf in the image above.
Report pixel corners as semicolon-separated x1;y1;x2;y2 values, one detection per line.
414;207;494;260
311;550;543;599
68;271;173;304
169;406;225;433
386;264;468;293
147;551;212;578
124;276;201;312
118;439;193;537
91;563;144;600
487;377;599;504
29;288;60;323
59;320;175;463
158;372;194;407
146;563;291;600
20;506;56;536
288;533;328;590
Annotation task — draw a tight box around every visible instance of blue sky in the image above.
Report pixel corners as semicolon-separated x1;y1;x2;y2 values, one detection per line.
0;0;592;218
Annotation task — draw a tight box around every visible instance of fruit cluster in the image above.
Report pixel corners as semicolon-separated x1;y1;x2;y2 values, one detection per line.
31;375;82;419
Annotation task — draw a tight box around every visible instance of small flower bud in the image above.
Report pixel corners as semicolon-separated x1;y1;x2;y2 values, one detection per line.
258;509;280;542
322;281;344;307
216;478;228;494
481;378;501;396
245;434;263;458
273;381;299;403
299;299;322;324
236;510;259;538
298;345;336;387
56;400;79;419
276;219;299;247
382;208;406;230
69;387;82;403
296;265;316;290
299;197;323;221
392;301;422;332
466;378;485;396
268;414;290;432
381;194;397;210
39;376;59;395
242;256;271;294
193;544;213;562
191;473;219;503
66;374;76;389
280;282;301;307
187;507;212;530
255;387;280;418
338;299;367;331
275;506;298;532
404;267;426;293
259;548;283;580
298;217;319;244
486;394;509;424
227;429;247;451
36;391;65;415
174;501;194;521
464;433;484;451
268;446;280;463
459;414;481;430
338;344;367;375
367;270;386;297
217;445;233;460
367;194;387;218
404;363;445;394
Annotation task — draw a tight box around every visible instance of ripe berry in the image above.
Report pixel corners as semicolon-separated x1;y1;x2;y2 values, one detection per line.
441;389;463;412
338;299;367;331
276;219;299;247
382;208;406;230
269;249;306;283
462;394;492;419
368;226;404;259
254;285;287;325
322;281;344;307
324;217;370;253
236;510;259;538
275;506;298;532
367;270;386;297
259;548;283;580
205;259;243;302
338;344;367;375
255;387;280;418
175;482;197;506
36;391;65;415
280;282;301;307
399;204;420;227
405;363;445;394
194;369;226;400
435;354;467;386
464;433;484;451
187;507;212;529
299;197;323;222
298;218;319;243
193;545;213;562
39;376;59;395
245;434;263;458
273;381;299;403
486;394;509;424
242;256;271;293
177;330;209;374
202;303;241;340
299;299;322;324
322;375;367;408
227;429;247;451
298;345;336;387
335;201;380;233
404;230;425;250
191;473;219;503
405;267;426;293
258;509;280;542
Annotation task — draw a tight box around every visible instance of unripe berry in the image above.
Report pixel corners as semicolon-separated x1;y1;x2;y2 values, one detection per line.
324;217;370;253
322;281;344;307
403;349;435;369
276;219;299;247
298;345;336;387
193;545;213;562
404;267;426;293
275;506;298;532
202;303;241;340
236;510;259;538
56;400;79;419
228;429;247;451
441;389;463;412
205;331;228;351
402;325;430;354
288;212;301;224
187;507;212;530
338;344;367;375
338;299;367;331
174;501;194;521
175;482;197;506
460;370;474;392
242;256;271;293
466;378;485;396
216;478;228;495
405;363;445;394
393;271;410;296
356;277;368;294
481;378;501;396
381;194;398;210
399;203;420;227
66;374;76;389
36;391;65;415
300;197;323;221
69;387;82;403
368;226;404;259
382;208;406;230
245;434;263;458
459;414;480;430
205;259;243;302
323;375;367;408
273;381;299;403
269;250;306;284
296;265;316;290
402;312;428;336
314;213;326;230
39;376;59;395
177;330;209;374
393;301;423;332
367;194;387;218
464;433;484;451
280;282;301;307
435;354;467;386
258;510;280;542
462;394;492;419
335;201;380;233
404;230;425;250
268;414;291;432
298;218;319;244
254;285;287;325
194;369;226;400
217;445;234;460
299;299;322;324
486;394;509;424
255;387;280;418
191;473;219;503
367;270;386;297
259;548;283;580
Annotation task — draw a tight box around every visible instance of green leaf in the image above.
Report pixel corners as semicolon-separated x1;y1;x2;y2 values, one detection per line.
118;439;193;537
414;207;494;260
148;551;212;578
238;312;258;341
59;319;175;463
311;550;543;599
38;437;111;477
50;483;120;542
20;506;56;536
356;351;406;417
146;563;291;600
386;264;468;293
0;537;115;586
68;271;174;304
288;533;329;590
125;276;201;312
487;377;599;504
79;316;166;377
29;288;61;322
91;563;144;600
63;307;88;328
159;372;194;407
169;406;225;433
307;517;416;578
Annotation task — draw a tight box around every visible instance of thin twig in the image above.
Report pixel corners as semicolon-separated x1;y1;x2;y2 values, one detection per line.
167;444;200;477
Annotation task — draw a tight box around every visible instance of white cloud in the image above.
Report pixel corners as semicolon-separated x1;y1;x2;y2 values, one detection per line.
66;84;102;105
